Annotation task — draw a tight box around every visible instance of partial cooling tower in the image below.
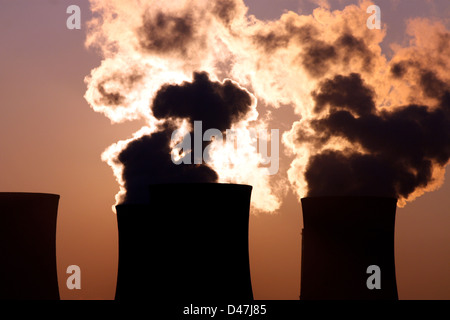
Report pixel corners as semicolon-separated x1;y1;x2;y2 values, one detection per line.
0;193;60;300
115;183;253;301
300;196;398;300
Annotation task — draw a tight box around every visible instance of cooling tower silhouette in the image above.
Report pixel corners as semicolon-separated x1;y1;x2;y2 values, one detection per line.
300;196;398;300
0;193;60;300
115;183;253;301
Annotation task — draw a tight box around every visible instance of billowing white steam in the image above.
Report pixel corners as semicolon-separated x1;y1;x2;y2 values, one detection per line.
85;0;450;212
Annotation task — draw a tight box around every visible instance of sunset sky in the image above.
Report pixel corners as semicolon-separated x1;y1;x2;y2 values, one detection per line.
1;0;449;300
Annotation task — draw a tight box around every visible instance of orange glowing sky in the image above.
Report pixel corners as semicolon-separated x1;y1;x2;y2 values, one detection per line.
0;0;449;300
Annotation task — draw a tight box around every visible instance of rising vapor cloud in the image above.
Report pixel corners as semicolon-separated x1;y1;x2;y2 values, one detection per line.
118;72;255;204
300;72;450;203
85;0;450;211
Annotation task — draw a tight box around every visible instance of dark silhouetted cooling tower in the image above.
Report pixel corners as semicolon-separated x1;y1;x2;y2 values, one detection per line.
300;196;398;300
0;193;60;300
115;183;253;301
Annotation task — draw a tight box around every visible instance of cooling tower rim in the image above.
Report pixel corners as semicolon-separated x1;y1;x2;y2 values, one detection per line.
148;182;253;190
115;203;150;208
0;192;60;199
300;195;398;229
301;195;397;202
116;183;253;209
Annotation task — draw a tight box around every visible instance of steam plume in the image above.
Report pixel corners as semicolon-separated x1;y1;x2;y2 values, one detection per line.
85;0;282;212
117;71;255;204
85;0;450;211
286;16;450;206
301;72;450;203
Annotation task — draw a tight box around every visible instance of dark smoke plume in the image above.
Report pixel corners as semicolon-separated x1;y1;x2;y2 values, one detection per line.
117;72;254;204
301;72;450;199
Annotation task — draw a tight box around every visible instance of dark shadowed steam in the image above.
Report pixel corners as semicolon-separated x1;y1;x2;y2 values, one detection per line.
212;0;240;27
138;11;197;55
252;22;374;78
117;122;219;205
300;72;450;199
117;72;254;204
301;33;374;79
96;73;143;107
153;71;253;131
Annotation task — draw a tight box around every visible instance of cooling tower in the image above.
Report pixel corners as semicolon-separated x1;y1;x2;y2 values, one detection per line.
0;193;60;300
115;183;253;301
300;196;398;300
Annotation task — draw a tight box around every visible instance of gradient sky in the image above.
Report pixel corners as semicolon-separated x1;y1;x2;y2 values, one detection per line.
0;0;449;300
